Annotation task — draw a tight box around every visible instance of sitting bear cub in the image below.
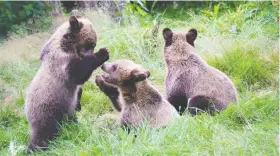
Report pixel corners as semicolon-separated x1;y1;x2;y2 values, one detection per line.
163;28;238;115
95;60;179;128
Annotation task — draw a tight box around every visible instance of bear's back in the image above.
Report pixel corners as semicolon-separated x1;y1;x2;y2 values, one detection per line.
183;54;237;104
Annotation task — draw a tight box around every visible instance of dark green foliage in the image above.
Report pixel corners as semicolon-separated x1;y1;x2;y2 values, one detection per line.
0;1;51;37
207;43;278;92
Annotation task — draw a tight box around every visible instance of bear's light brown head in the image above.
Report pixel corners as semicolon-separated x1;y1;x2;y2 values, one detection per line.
100;60;150;87
41;16;97;60
162;28;197;63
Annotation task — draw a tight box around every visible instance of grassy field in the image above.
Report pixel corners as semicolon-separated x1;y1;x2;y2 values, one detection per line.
0;6;279;156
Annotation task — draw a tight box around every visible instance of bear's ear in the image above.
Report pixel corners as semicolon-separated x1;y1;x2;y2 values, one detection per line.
163;28;173;46
131;69;150;82
186;28;197;46
69;16;81;33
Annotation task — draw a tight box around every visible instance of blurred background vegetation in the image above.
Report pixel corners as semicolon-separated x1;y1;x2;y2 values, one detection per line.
0;1;278;38
0;1;51;37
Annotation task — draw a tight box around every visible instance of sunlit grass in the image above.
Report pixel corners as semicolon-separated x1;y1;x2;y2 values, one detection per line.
0;8;278;156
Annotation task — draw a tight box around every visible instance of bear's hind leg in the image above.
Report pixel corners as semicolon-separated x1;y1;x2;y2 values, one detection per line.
188;96;219;115
28;133;47;152
75;87;83;111
28;128;51;152
28;116;61;152
167;95;188;115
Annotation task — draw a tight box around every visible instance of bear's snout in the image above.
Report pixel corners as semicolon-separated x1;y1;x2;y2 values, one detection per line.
101;62;113;73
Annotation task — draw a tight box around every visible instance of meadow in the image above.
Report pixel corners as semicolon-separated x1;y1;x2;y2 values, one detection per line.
0;3;279;156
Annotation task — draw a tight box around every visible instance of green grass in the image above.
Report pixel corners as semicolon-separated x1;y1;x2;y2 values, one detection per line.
0;6;279;156
207;41;278;92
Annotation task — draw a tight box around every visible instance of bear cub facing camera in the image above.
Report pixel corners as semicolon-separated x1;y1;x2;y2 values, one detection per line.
25;16;109;151
163;28;238;115
95;60;179;128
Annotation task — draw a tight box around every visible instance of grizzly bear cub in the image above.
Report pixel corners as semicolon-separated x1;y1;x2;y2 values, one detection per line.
95;60;179;128
25;16;109;151
163;28;238;115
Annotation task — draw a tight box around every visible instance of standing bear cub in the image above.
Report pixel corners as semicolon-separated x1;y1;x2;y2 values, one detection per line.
95;60;179;128
25;16;109;151
163;28;238;115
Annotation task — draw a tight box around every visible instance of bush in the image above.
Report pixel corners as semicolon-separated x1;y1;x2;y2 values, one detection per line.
0;1;51;37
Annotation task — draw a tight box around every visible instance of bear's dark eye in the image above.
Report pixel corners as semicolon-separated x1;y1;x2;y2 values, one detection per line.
112;64;118;72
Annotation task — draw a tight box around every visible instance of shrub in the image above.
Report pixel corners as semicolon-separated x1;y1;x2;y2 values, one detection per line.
0;1;51;37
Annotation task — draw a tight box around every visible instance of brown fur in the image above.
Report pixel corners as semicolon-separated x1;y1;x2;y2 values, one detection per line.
163;28;238;115
95;60;179;128
25;16;109;151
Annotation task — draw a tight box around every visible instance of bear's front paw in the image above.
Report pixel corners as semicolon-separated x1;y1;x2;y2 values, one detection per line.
95;48;109;63
95;75;106;90
95;75;119;97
